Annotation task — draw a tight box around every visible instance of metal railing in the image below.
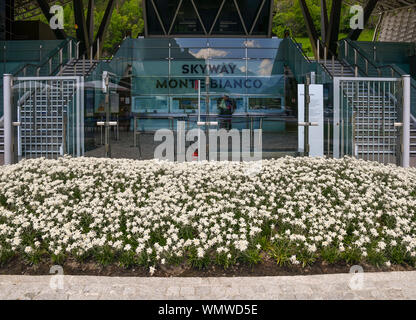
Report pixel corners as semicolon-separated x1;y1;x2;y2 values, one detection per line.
340;39;416;120
333;75;411;167
11;38;76;78
3;75;85;164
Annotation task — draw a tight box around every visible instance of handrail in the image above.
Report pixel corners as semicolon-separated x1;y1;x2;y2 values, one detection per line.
289;37;313;64
342;39;416;89
313;39;352;79
342;39;416;124
341;39;388;77
10;38;75;77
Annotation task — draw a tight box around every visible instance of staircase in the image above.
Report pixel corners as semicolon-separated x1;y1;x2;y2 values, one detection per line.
0;80;77;160
340;80;416;163
19;79;77;159
0;58;100;160
319;59;355;77
58;58;100;76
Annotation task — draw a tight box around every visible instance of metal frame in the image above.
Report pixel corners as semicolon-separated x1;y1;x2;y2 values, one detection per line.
3;75;84;164
333;76;410;167
143;0;274;38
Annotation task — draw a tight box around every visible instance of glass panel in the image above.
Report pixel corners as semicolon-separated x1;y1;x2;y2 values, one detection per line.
132;96;169;113
208;38;246;47
170;0;205;35
247;48;278;59
213;96;244;114
174;38;208;48
248;97;283;113
146;0;165;35
132;60;169;76
250;0;271;35
171;60;208;76
131;47;169;60
196;0;224;31
211;0;245;35
132;77;170;95
247;59;284;76
209;48;245;59
208;59;246;76
171;97;207;114
244;38;282;48
131;38;170;49
153;0;181;32
236;0;264;31
171;48;207;59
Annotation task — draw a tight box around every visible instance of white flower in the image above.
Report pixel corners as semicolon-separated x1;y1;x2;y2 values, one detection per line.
24;246;33;254
289;255;300;265
149;266;156;276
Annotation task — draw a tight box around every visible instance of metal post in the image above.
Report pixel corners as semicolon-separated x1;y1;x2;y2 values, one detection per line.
354;49;358;77
59;48;63;73
304;74;310;156
76;42;80;59
344;40;347;58
402;75;411;168
69;40;73;60
327;118;330;157
3;74;14;165
310;71;316;84
97;38;100;60
198;79;201;161
104;72;111;157
317;39;320;63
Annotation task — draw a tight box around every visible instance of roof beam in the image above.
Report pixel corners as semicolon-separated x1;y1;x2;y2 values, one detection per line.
299;0;323;59
73;0;90;57
321;0;329;43
326;0;342;56
86;0;94;44
93;0;116;58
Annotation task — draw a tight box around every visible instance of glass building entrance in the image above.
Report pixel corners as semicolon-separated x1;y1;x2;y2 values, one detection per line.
84;37;298;160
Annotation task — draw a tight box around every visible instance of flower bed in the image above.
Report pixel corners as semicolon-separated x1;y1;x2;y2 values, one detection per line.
0;156;416;273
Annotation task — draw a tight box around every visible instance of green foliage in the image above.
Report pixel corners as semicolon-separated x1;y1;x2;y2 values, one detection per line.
58;0;144;57
34;0;376;57
240;248;262;266
272;0;376;39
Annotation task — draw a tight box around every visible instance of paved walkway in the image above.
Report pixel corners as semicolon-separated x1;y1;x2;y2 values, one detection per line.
0;272;415;300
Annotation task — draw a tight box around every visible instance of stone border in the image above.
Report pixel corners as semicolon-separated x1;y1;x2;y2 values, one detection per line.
0;271;415;300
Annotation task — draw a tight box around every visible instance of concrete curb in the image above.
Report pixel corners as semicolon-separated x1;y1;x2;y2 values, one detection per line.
0;272;415;300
